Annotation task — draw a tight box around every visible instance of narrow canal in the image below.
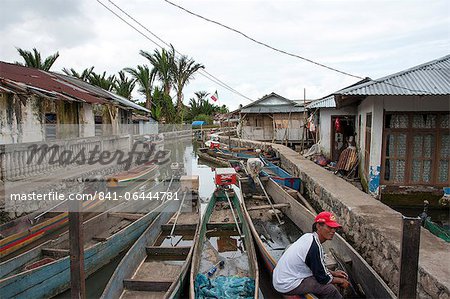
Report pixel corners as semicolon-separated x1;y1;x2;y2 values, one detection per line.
55;140;278;298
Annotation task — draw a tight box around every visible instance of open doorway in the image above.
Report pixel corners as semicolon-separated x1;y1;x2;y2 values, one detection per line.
331;115;356;162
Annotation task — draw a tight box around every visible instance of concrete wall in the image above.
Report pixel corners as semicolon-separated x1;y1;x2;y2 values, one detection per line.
319;106;356;158
219;134;450;299
80;103;95;137
0;94;44;144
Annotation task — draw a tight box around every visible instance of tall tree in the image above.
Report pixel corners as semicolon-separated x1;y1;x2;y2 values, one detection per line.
62;66;95;81
124;65;155;109
113;71;136;100
140;46;175;98
172;55;204;111
15;47;59;71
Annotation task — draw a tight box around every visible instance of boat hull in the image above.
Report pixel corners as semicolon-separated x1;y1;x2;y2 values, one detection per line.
0;202;169;299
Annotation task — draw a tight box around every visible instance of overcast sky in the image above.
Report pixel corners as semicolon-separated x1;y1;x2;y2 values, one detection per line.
1;0;449;110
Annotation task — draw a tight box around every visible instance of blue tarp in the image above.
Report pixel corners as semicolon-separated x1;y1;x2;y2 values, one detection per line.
195;273;255;299
192;121;207;126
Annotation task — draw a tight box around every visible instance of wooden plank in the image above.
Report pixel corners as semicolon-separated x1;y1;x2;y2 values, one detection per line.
206;223;242;231
69;201;85;299
161;223;197;232
146;246;191;257
123;279;172;292
247;203;290;211
108;212;143;221
398;217;421;299
42;248;69;259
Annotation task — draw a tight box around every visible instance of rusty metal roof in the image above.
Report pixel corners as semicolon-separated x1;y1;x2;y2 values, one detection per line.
0;61;150;114
0;62;106;104
335;55;450;96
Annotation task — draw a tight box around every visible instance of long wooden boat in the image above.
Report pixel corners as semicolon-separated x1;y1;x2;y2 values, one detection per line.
107;161;159;188
0;180;178;299
259;156;301;191
197;148;229;167
101;191;200;299
239;178;396;299
189;180;259;299
0;195;103;260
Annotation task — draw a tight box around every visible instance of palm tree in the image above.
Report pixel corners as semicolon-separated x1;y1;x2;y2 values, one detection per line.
113;71;136;100
88;71;116;91
15;47;59;71
140;46;175;98
124;65;155;110
62;66;95;81
172;55;204;111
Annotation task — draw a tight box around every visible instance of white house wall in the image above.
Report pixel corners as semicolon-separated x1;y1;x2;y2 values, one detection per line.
319;106;356;158
357;95;450;196
0;94;43;144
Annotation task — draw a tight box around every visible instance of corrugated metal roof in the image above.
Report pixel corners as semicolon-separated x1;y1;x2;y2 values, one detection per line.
0;61;150;113
240;92;305;113
336;55;450;96
0;62;106;104
241;105;304;113
306;95;336;109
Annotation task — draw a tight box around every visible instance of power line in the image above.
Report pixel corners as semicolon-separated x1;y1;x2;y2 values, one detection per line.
162;0;432;94
163;0;365;80
97;0;255;102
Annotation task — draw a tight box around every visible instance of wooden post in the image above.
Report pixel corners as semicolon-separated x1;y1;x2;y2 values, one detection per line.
69;200;86;299
398;216;421;299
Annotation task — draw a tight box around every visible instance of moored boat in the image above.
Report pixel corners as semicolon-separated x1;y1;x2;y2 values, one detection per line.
0;179;179;299
190;168;259;299
239;177;396;299
260;156;301;191
101;187;200;299
107;161;159;188
0;194;103;260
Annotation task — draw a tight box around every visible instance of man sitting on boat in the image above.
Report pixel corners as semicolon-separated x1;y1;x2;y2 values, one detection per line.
272;212;349;298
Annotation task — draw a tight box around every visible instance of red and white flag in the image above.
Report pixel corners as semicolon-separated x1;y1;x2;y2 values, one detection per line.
210;90;219;102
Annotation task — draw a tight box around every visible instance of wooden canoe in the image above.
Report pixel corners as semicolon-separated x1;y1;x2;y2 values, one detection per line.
0;180;178;299
101;191;200;299
189;187;259;299
260;156;301;191
0;197;103;259
107;161;159;188
197;148;229;167
239;178;396;299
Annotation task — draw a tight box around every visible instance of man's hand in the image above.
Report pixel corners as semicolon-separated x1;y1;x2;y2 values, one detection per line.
331;270;348;280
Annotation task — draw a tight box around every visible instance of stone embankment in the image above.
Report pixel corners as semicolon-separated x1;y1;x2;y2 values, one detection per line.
219;135;450;299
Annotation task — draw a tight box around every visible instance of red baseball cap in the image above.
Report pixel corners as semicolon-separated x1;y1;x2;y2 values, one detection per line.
314;212;342;228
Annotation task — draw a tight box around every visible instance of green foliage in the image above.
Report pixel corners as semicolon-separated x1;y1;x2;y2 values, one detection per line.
186;91;229;122
113;71;136;100
17;46;225;124
124;65;155;109
16;47;59;71
88;71;116;91
62;66;94;81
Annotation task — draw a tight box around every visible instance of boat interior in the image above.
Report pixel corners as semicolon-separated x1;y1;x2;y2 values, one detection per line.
120;199;199;299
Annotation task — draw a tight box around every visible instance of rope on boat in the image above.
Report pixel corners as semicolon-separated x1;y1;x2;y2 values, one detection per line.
224;190;244;239
256;176;284;225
